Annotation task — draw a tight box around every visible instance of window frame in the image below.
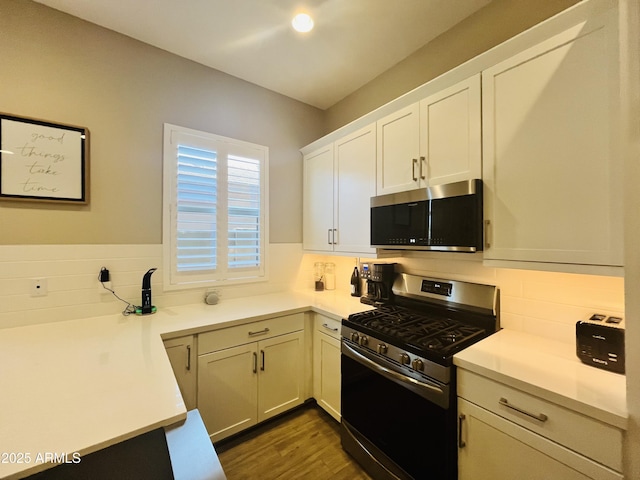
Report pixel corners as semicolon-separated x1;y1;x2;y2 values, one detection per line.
162;123;269;291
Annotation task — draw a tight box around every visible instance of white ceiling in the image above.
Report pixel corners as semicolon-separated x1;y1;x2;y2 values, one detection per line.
34;0;492;110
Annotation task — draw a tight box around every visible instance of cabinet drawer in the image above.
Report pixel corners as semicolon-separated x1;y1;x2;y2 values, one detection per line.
199;313;304;354
315;315;341;340
458;369;623;472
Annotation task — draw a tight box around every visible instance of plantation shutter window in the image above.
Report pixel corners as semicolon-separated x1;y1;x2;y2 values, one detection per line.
163;124;268;289
176;144;218;273
227;154;261;270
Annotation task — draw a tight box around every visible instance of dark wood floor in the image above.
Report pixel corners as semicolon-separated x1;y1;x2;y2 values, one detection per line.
215;404;372;480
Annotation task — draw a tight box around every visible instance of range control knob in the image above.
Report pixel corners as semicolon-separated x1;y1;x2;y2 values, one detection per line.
377;343;388;355
411;358;424;371
358;335;369;347
350;332;360;343
399;353;410;365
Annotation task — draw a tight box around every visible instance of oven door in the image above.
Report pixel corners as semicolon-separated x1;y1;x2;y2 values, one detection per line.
341;340;457;480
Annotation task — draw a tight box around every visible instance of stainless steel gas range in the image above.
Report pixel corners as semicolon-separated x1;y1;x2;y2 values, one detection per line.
341;273;499;480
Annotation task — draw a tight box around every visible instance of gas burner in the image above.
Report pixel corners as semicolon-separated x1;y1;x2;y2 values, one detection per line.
442;332;462;344
346;276;498;364
411;327;487;354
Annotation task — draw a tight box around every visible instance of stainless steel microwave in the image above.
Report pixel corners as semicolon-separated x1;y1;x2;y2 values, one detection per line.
370;179;483;252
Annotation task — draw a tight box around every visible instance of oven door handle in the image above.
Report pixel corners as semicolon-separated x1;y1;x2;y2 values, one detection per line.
342;341;445;398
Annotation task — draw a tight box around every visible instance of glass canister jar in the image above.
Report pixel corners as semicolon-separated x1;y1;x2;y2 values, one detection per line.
314;262;325;291
325;262;336;290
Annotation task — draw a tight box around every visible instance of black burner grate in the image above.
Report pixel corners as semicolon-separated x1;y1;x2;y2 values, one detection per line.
347;304;487;358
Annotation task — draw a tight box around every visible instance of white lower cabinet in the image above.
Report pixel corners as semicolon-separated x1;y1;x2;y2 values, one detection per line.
163;335;197;410
197;314;305;443
312;314;341;421
457;370;623;480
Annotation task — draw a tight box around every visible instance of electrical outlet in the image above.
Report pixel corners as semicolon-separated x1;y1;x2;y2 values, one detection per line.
31;278;48;297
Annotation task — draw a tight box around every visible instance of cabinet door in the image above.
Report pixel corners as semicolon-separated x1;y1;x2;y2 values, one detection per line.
257;331;305;422
458;399;620;480
303;144;334;251
164;336;197;410
313;330;341;421
334;124;376;254
197;343;258;443
420;74;481;186
376;103;420;195
482;7;622;267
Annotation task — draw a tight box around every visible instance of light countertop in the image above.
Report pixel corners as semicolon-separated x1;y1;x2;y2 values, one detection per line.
454;329;628;430
0;289;370;480
1;291;628;478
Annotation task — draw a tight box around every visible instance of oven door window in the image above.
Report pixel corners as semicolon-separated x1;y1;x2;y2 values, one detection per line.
341;353;456;479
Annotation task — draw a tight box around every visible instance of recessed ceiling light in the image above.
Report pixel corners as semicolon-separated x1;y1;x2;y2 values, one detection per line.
292;13;314;33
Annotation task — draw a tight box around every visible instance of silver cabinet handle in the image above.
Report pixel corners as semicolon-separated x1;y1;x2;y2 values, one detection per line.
248;327;270;337
458;414;466;448
412;158;418;181
253;352;258;374
484;219;492;249
186;345;191;371
420;156;426;180
322;323;339;332
326;228;338;245
499;397;548;422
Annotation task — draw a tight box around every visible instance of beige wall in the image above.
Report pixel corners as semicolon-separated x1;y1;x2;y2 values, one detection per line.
325;0;581;131
0;0;324;245
0;0;583;246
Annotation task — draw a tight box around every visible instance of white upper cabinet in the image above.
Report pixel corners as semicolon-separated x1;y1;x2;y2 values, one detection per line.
376;74;482;195
482;3;622;269
376;103;421;194
419;75;482;187
334;125;376;255
303;124;376;255
303;143;334;252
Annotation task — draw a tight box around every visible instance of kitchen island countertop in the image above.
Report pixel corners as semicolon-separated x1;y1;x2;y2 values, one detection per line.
0;289;370;480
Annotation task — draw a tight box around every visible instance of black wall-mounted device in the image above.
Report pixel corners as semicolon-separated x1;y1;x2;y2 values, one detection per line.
137;268;157;315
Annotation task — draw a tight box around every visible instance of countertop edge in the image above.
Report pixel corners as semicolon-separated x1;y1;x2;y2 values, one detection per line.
0;290;368;480
454;330;628;431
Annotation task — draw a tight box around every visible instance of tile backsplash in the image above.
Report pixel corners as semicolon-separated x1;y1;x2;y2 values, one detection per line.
0;244;625;344
0;243;304;329
299;252;625;345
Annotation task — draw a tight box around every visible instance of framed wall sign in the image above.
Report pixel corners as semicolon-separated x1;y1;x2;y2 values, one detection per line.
0;113;89;204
